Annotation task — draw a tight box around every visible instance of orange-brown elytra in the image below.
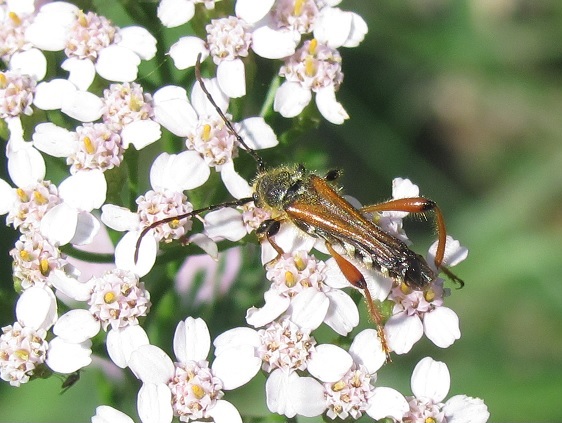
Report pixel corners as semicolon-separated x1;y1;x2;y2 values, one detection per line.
134;54;464;361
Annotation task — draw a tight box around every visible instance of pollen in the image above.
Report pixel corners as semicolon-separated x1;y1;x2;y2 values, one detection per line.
294;255;307;271
0;72;6;89
425;418;437;423
424;288;436;302
33;190;48;205
77;10;88;27
293;0;305;16
308;38;318;55
168;218;181;229
15;349;29;361
16;188;29;202
191;384;205;399
39;258;50;276
83;136;95;154
202;124;212;141
104;291;117;304
19;250;31;261
400;282;413;295
332;380;346;391
9;11;21;25
285;271;296;287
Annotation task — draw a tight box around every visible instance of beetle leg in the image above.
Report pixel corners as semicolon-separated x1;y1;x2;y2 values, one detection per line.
361;197;464;287
326;243;392;362
256;219;285;266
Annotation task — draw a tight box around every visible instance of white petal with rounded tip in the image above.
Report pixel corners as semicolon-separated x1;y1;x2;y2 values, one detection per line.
33;79;76;111
307;344;352;382
46;337;92;373
169;36;208;70
40;203;77;245
315;86;349;125
212;345;261;390
246;290;290;328
266;369;298;418
235;0;274;23
274;81;311;117
153;85;198;136
101;204;139;232
444;395;490;423
7;144;45;188
32;122;76;157
313;7;353;48
49;269;92;301
59;170;107;211
217;59;246;98
207;400;242;423
214;327;260;356
428;236;468;267
191;77;229;118
424;306;461;348
0;179;16;215
323;289;359;336
367;387;409;420
137;383;173;423
71;211;100;245
61;90;103;122
252;26;299;59
25;2;78;51
92;405;134;423
411;356;450;402
173;317;210;363
158;0;195;27
239;117;278;150
150;151;209;191
349;328;386;374
96;45;141;82
61;57;95;91
53;309;100;343
386;311;423;354
129;344;175;383
16;286;57;330
289;289;329;330
204;208;246;242
106;325;150;368
10;48;47;81
121;120;161;150
118;26;157;60
220;161;253;199
115;230;157;278
189;233;218;259
344;12;368;48
289;376;326;417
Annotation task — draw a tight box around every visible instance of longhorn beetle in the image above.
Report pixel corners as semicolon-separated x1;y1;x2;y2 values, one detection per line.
135;55;464;360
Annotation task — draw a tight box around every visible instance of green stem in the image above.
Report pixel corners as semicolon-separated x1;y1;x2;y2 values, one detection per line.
260;74;282;118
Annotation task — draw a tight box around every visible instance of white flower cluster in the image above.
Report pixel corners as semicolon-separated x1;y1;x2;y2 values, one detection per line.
0;1;489;423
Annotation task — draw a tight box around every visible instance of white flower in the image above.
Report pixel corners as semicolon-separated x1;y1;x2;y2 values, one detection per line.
128;317;244;423
405;357;490;423
152;80;277;197
26;2;156;82
92;406;135;423
274;38;349;124
385;237;467;354
245;249;360;335
102;151;216;277
0;70;36;118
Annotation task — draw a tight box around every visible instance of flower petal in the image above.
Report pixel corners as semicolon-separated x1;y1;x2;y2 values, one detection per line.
212;344;261;389
217;59;246;98
349;328;387;374
7;143;46;188
106;325;149;368
367;386;409;420
289;289;329;331
274;81;311;118
213;327;260;356
266;369;298;418
129;345;175;383
411;356;450;402
173;317;210;363
289;376;326;417
40;203;78;245
169;36;208;70
137;383;173;423
59;169;107;211
313;7;353;48
204;208;246;242
252;25;299;59
307;343;352;382
153;85;198;137
16;286;57;331
121;120;161;150
46;337;92;373
220;161;253;199
191;77;229;118
428;236;468;268
246;290;290;328
53;309;100;343
114;230;158;278
92;406;135;423
239;117;278;150
315;85;349;125
101;204;140;232
61;57;95;91
49;269;92;301
9;48;47;81
150;151;209;191
207;400;242;423
386;311;423;354
235;0;274;23
118;26;157;60
444;395;490;423
60;90;103;122
32;122;76;157
424;306;461;348
323;289;359;336
158;0;195;27
96;45;141;82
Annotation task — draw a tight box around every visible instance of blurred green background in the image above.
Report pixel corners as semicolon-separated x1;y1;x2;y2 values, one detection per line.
1;0;562;421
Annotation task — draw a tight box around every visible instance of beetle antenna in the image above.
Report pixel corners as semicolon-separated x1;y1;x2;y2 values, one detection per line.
195;54;265;172
134;196;254;264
